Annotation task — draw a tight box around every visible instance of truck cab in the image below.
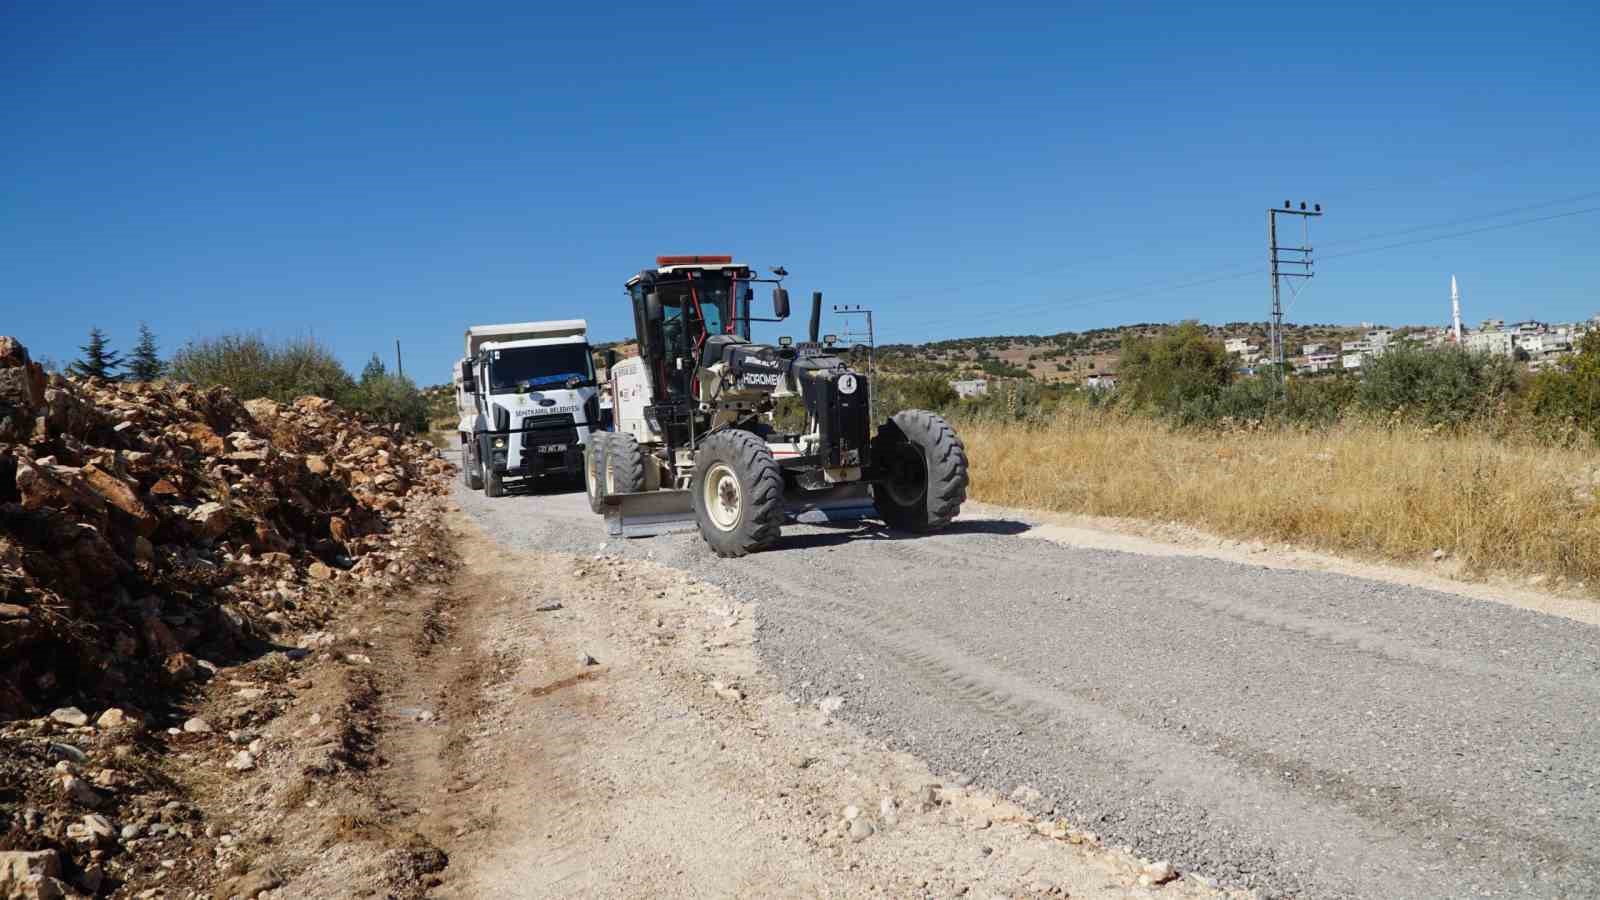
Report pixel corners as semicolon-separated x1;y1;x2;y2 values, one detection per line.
459;320;601;497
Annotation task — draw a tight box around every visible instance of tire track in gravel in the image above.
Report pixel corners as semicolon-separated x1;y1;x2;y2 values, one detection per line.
774;596;1579;896
897;535;1578;688
453;480;1600;900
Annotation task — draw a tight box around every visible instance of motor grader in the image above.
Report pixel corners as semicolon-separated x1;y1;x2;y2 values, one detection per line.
585;255;968;557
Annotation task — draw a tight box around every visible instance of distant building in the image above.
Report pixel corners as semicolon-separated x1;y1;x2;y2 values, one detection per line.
1465;330;1514;357
950;379;989;398
1084;373;1118;391
1301;342;1327;355
1224;337;1255;356
1519;333;1571;356
1299;353;1339;373
1341;352;1366;370
1341;339;1373;354
1365;329;1393;350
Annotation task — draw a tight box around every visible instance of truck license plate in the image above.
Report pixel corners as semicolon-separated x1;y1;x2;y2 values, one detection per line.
537;443;566;453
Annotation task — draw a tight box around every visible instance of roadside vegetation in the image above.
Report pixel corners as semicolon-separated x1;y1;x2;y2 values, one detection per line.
65;326;433;432
868;323;1600;591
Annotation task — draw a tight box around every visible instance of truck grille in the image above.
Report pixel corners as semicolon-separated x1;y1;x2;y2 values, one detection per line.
520;413;578;451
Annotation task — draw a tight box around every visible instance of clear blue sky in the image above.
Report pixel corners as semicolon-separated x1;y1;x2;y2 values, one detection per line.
4;1;1597;381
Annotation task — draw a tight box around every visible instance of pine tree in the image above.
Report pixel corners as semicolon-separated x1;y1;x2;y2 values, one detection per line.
67;327;123;381
128;322;164;382
361;353;387;384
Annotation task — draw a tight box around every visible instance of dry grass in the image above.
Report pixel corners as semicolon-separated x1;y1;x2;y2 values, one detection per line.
960;409;1600;593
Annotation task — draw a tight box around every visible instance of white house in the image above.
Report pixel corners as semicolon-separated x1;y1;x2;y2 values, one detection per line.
1519;333;1571;356
1342;339;1373;354
1341;352;1366;370
1224;337;1254;356
950;379;989;398
1301;342;1327;355
1365;329;1393;350
1299;353;1339;373
1465;331;1514;357
1084;373;1118;391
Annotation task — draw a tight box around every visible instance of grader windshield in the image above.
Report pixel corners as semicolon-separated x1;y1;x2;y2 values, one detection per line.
639;270;749;359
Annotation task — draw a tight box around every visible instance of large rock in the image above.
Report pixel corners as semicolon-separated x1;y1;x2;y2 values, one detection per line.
49;706;89;727
189;501;231;539
80;464;158;535
0;850;65;900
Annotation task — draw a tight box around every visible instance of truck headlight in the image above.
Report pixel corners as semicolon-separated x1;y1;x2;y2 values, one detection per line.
492;436;507;449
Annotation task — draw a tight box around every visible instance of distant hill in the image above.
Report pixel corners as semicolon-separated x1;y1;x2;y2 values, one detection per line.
874;322;1405;383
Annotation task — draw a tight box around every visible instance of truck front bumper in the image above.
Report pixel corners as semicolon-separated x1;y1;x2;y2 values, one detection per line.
478;428;588;479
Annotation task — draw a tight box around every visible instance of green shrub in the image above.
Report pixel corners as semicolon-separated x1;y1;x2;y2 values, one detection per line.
1118;321;1233;415
352;372;430;432
873;373;960;419
1523;331;1600;442
1356;344;1518;427
170;334;355;405
169;333;430;431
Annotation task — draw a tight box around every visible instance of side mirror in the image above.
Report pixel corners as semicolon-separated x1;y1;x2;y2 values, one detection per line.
604;348;618;370
645;292;664;324
459;360;476;392
772;287;790;319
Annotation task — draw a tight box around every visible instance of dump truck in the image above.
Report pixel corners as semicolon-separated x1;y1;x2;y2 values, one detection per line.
586;255;968;556
459;320;602;497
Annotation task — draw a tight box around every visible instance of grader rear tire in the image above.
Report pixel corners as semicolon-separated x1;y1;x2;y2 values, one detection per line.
585;433;612;514
873;410;968;533
690;429;783;558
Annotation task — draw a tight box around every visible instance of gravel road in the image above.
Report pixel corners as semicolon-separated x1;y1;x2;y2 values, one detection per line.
453;473;1600;899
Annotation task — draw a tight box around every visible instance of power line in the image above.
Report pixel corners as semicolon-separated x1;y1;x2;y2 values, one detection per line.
1320;205;1600;261
890;201;1600;341
1319;190;1600;249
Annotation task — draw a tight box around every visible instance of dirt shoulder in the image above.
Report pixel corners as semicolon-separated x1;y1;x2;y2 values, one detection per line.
356;508;1242;900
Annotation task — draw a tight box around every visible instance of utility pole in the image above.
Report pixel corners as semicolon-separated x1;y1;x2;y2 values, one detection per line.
832;304;876;420
1268;201;1322;401
395;339;404;379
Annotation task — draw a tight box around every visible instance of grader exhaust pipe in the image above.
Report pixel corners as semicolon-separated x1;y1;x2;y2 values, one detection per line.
808;291;823;343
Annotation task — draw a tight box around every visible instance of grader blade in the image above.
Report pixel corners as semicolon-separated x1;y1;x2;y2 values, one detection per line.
603;489;696;538
604;484;880;540
784;483;877;525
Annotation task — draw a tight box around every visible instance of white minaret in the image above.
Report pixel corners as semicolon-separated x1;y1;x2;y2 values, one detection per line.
1451;275;1463;343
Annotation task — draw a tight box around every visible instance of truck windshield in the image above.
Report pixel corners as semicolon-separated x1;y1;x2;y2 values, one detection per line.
487;345;594;392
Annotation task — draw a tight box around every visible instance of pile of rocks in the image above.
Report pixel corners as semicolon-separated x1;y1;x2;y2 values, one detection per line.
0;336;455;897
0;336;450;719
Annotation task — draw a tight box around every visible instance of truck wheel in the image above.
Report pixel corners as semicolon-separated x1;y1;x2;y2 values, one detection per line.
585;433;612;513
463;435;484;491
691;429;783;557
873;410;968;532
606;433;645;495
483;458;506;498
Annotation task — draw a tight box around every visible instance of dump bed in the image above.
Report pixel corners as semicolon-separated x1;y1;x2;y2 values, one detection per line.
465;320;588;358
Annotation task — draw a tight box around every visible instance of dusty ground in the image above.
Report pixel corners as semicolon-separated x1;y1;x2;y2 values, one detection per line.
449;478;1600;900
382;510;1234;899
154;503;1229;900
140;473;1599;900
